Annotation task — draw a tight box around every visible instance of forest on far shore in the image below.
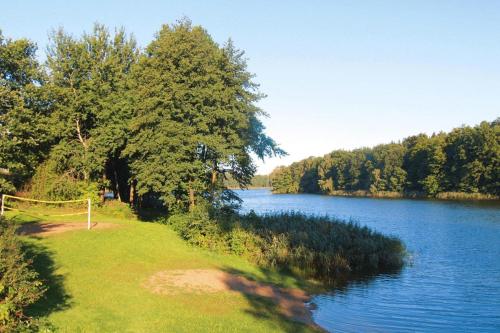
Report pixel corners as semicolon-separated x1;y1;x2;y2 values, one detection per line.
226;174;271;188
270;120;499;199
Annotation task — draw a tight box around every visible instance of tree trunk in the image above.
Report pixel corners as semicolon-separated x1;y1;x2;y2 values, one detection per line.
113;168;121;201
129;181;135;206
212;170;217;185
189;187;195;211
100;171;106;203
76;119;89;181
211;161;218;201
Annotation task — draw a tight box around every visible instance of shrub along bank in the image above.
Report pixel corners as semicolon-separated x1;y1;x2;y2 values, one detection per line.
166;207;405;284
0;219;47;332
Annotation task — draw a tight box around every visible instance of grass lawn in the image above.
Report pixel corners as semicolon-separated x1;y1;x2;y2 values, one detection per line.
6;208;320;332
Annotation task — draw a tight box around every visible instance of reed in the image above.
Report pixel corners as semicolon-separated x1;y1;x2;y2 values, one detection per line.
317;190;498;201
166;208;406;283
434;192;499;200
327;190;404;198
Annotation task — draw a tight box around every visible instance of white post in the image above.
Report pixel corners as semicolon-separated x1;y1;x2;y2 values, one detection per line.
87;198;91;230
1;194;5;216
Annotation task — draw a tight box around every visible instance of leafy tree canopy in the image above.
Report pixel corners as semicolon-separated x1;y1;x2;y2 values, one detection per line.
124;20;284;209
271;120;499;197
0;21;284;211
0;31;52;193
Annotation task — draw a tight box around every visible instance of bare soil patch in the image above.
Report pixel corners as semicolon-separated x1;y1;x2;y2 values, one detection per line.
16;222;119;236
143;269;313;325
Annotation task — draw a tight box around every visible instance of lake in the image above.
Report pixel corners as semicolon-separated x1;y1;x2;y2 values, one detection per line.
236;189;500;333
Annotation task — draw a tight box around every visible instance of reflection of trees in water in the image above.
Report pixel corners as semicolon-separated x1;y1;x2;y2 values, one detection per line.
324;266;404;294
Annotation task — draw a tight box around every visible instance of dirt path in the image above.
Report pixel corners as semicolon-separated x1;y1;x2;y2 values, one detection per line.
16;222;119;236
143;269;314;325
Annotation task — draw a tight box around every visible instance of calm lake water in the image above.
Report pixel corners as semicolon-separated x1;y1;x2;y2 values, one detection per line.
235;189;500;333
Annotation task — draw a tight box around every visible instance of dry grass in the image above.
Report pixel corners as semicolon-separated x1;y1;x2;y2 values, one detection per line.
143;269;313;325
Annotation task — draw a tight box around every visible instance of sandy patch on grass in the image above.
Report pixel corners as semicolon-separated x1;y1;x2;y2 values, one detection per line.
16;222;119;236
143;269;313;325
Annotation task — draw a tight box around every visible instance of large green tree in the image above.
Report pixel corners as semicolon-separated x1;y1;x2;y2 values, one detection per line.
0;32;52;193
403;133;446;195
443;121;499;194
45;24;138;199
125;20;284;210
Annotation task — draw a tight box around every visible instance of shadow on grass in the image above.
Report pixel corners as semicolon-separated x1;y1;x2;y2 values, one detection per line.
219;266;323;333
134;207;167;223
23;241;71;319
216;266;403;332
135;205;405;330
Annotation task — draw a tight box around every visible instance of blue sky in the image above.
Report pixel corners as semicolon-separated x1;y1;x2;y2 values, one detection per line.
2;1;499;173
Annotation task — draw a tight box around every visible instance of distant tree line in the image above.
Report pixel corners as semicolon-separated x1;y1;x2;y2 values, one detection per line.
271;120;499;198
225;174;271;188
0;20;284;211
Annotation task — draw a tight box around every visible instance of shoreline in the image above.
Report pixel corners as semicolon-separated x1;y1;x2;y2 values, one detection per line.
270;190;500;202
227;186;272;190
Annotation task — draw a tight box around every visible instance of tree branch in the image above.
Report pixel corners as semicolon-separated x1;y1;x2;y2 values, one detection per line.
76;118;88;150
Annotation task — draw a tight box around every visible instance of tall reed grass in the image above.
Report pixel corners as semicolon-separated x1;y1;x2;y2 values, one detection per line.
166;207;406;283
322;190;498;201
434;192;498;200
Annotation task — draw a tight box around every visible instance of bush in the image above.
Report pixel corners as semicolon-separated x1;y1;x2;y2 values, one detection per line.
29;160;100;202
0;219;46;331
166;208;405;283
97;200;136;220
167;206;250;253
0;178;16;196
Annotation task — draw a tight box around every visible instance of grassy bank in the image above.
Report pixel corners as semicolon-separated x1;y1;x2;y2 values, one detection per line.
4;209;320;332
2;201;406;332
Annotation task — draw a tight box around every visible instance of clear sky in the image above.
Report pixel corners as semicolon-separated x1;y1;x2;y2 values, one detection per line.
2;1;499;173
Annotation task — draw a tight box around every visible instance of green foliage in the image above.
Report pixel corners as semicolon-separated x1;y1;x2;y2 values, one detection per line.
46;24;138;199
226;174;272;188
269;158;321;194
421;175;440;196
124;20;284;210
166;208;405;282
272;120;500;199
29;158;99;203
404;133;446;193
2;22;283;209
442;121;499;194
95;200;136;220
0;31;53;194
4;20;496;208
270;167;297;194
0;219;46;331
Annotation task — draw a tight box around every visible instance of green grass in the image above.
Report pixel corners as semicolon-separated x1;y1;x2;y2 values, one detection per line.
5;209;319;332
